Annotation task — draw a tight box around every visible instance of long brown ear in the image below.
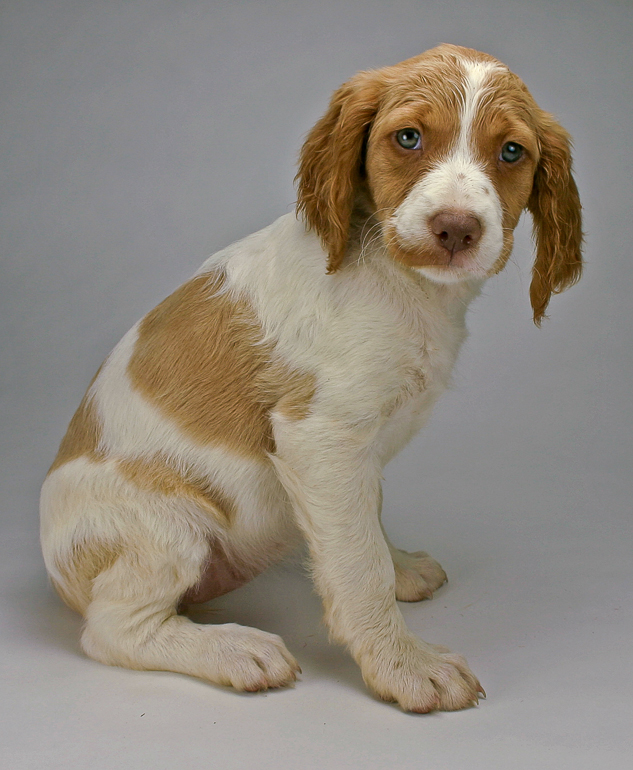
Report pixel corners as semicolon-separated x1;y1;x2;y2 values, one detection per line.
296;72;382;273
527;112;583;325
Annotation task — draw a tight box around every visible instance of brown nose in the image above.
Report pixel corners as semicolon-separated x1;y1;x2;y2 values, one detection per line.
430;212;482;253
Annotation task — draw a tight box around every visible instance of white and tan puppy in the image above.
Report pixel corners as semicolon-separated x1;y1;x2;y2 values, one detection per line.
40;44;582;712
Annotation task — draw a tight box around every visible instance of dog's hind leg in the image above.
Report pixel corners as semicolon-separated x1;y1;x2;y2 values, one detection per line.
42;455;299;691
80;530;300;690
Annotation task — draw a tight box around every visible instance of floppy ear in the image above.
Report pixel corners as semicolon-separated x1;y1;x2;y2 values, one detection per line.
527;112;583;325
296;72;382;273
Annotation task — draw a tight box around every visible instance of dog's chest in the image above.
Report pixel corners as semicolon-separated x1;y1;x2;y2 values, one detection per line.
369;293;467;464
394;316;461;414
380;278;467;405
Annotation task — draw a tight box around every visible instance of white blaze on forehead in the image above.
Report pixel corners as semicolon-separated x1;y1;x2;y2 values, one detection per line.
455;59;507;156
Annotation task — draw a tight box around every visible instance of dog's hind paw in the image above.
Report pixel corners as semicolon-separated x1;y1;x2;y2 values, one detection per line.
392;549;447;602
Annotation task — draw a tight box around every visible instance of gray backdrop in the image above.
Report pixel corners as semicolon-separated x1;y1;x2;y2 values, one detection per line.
2;1;632;768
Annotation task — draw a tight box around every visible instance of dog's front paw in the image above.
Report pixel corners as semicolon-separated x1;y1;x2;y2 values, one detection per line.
392;549;447;601
360;639;484;713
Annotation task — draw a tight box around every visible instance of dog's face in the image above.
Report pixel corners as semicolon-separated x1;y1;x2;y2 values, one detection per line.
297;44;582;324
365;55;539;283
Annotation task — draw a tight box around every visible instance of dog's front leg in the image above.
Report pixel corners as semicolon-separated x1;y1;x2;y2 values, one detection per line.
271;418;483;712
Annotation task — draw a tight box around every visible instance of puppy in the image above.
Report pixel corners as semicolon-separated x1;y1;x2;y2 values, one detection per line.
40;44;582;712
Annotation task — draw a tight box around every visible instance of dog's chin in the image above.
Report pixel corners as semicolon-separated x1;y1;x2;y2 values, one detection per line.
413;263;489;284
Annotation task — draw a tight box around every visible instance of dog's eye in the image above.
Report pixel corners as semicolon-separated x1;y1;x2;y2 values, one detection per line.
500;142;524;163
395;128;422;150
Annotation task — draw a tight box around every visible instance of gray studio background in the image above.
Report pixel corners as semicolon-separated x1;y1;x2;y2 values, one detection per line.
1;1;631;768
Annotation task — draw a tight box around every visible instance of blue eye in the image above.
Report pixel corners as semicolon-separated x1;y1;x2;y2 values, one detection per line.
500;142;524;163
396;128;422;150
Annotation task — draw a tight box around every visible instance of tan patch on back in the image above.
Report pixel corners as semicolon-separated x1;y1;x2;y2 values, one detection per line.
117;455;235;525
127;272;315;458
48;376;103;475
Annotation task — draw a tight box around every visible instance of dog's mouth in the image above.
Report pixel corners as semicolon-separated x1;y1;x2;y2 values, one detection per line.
385;234;492;281
418;245;483;270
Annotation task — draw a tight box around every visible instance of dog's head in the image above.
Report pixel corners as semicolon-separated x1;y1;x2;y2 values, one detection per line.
296;44;582;324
